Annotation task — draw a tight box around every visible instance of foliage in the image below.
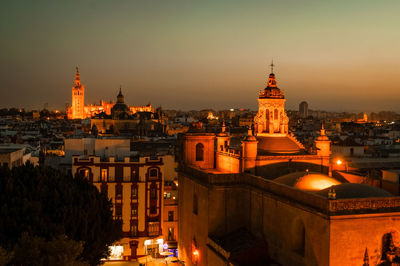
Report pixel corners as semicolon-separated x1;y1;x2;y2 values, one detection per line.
0;164;122;265
8;233;87;266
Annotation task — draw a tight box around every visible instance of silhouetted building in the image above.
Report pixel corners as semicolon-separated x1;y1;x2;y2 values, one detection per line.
299;101;308;118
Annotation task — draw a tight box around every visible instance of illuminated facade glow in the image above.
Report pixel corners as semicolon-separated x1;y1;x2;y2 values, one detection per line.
67;68;153;119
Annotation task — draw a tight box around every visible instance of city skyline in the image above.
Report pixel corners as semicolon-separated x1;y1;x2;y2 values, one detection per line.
1;0;400;112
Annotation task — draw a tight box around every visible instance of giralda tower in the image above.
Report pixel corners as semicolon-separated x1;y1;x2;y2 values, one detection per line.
71;67;85;119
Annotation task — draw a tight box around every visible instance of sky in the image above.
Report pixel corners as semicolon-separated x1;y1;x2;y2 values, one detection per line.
1;0;400;112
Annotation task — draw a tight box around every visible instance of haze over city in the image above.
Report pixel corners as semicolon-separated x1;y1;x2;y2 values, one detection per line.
1;0;400;112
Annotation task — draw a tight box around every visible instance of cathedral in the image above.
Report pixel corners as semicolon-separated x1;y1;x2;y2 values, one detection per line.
90;87;166;136
67;67;153;120
178;69;400;266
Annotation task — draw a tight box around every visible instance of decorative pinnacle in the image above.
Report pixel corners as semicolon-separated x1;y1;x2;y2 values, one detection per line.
363;248;369;266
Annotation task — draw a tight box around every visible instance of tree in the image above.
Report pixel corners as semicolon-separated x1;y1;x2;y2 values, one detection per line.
9;233;87;266
0;164;122;265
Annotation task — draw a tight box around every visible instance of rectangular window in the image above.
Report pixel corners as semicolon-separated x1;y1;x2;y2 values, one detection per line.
150;188;157;200
115;204;122;219
148;222;160;236
131;186;138;198
116;184;123;199
168;211;174;222
130;222;138;237
115;166;123;182
131;204;138;217
101;168;108;182
131;169;139;182
150;205;157;214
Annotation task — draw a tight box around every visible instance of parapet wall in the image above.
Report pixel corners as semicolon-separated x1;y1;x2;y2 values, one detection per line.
180;165;400;216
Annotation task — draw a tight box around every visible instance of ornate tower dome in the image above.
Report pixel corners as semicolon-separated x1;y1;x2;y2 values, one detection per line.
254;62;288;135
111;87;130;119
258;72;285;99
253;62;302;154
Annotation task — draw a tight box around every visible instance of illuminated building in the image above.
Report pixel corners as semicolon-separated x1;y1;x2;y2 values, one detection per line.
66;68;153;120
71;67;85;119
90;88;166;136
178;68;400;266
70;137;177;260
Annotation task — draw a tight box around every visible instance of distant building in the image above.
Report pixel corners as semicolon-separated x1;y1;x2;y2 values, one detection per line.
71;67;85;119
299;101;308;118
66;68;153;119
0;146;24;169
90;88;166;136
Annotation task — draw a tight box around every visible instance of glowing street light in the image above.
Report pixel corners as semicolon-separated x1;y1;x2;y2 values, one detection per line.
336;159;342;166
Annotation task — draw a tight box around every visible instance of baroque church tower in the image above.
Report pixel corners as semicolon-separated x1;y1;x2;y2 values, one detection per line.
254;63;289;135
71;67;85;119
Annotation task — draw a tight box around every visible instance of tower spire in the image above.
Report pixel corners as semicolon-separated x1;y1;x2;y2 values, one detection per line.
363;248;369;266
270;60;274;73
74;66;81;86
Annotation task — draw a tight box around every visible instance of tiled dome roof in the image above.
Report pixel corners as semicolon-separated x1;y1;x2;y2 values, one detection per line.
274;171;341;191
316;183;393;199
257;136;301;154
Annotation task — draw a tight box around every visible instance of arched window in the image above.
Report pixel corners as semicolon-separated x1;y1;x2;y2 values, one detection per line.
149;168;158;178
195;143;204;161
265;109;269;121
274;109;278;120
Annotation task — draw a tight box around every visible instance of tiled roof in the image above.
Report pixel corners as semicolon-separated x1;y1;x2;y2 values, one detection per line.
257;136;302;154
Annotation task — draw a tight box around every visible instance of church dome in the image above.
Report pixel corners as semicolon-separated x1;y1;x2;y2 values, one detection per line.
316;183;393;199
257;136;301;154
274;171;342;191
111;87;130;119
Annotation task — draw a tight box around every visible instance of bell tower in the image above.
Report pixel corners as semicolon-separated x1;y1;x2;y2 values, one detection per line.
71;67;85;119
254;62;289;136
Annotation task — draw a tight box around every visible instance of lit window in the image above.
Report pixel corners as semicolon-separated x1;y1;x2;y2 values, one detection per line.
101;169;108;182
131;223;138;237
109;245;124;260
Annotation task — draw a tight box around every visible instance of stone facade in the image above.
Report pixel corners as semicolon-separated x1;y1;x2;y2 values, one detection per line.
178;166;400;266
178;69;399;266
